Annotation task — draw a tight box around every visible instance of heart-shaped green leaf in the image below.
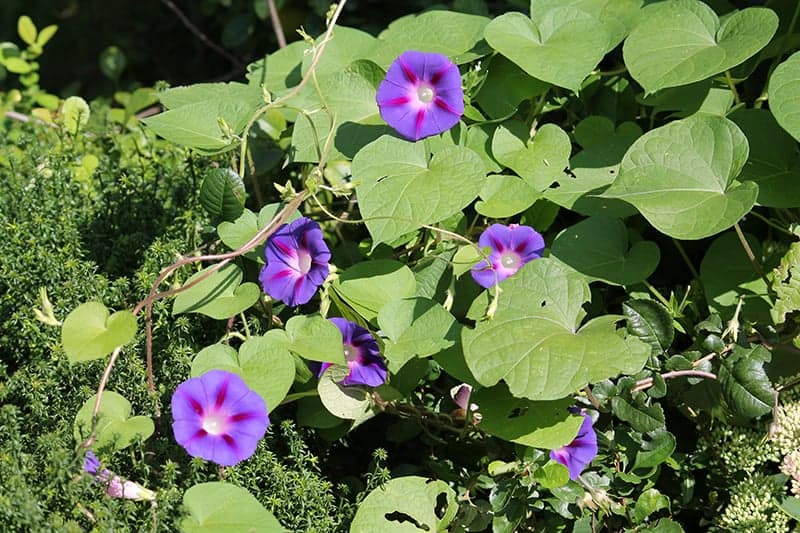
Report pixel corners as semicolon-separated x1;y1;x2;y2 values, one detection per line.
351;477;457;533
317;365;374;421
199;167;245;221
217;204;300;262
623;1;778;93
550;216;660;285
333;260;417;322
172;263;261;319
191;331;295;410
62;302;137;363
463;258;649;400
603;114;757;240
531;0;644;48
492;122;572;191
476;174;541;218
544;116;640;218
353;136;485;244
377;297;458;372
181;482;285;532
476;56;549;119
484;10;610;92
731;108;800;208
472;385;582;449
285;314;345;365
769;51;800;141
74;391;154;451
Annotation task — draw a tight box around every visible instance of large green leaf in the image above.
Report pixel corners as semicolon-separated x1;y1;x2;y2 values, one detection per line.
472;386;582;449
74;391;154;451
351;476;458;533
544;116;640;218
333;260;417;322
462;258;649;400
484;10;610;92
377;297;458;372
530;0;643;47
731;109;800;208
772;241;800;325
353;136;485;244
491;122;571;191
199;168;245;221
476;174;541;218
369;11;490;67
317;365;373;421
699;231;772;323
172;264;261;319
475;55;549;119
285;314;345;365
191;332;295;410
623;1;778;93
144;82;263;153
246;40;305;94
770;51;800;141
622;300;674;354
718;344;775;418
300;26;377;79
181;482;284;532
550;216;660;285
603;115;757;240
61;302;137;363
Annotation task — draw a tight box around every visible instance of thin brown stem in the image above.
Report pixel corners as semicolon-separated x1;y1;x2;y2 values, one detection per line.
159;0;242;69
632;369;717;393
267;0;287;49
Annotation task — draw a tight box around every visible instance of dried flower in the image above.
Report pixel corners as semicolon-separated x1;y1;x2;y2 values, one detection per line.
83;451;156;501
471;223;545;288
318;318;387;387
172;370;270;466
549;413;598;480
259;217;331;307
376;50;464;141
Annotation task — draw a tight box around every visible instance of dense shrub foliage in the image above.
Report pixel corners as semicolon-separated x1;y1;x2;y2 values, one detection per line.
3;0;800;531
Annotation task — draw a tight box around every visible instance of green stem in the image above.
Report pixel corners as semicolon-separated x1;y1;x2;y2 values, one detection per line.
749;209;795;237
672;239;700;280
279;390;320;405
724;71;741;105
643;280;671;309
240;312;251;339
733;222;775;302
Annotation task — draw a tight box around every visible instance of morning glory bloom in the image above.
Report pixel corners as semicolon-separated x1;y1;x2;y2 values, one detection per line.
471;223;545;288
83;451;156;501
171;370;269;466
549;413;598;480
318;317;388;387
259;217;331;307
376;50;464;141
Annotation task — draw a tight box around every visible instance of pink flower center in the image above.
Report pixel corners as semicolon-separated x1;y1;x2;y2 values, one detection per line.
297;249;312;274
416;83;435;104
202;412;228;435
500;252;521;270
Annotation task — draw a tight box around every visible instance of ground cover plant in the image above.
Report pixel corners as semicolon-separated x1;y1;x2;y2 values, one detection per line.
3;0;800;531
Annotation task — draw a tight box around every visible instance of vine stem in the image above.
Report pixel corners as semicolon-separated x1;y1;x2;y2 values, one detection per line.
267;0;287;49
632;369;717;393
733;222;775;302
723;70;741;105
672;239;700;280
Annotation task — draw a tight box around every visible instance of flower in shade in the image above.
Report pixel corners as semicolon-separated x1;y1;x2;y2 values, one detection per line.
318;317;387;387
376;50;464;141
83;451;156;501
471;223;545;288
259;217;331;307
549;413;598;480
171;370;269;466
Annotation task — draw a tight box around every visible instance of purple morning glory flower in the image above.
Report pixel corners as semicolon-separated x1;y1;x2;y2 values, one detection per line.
471;223;545;288
171;370;269;466
549;413;598;480
318;317;388;387
376;50;464;141
259;217;331;307
83;451;156;501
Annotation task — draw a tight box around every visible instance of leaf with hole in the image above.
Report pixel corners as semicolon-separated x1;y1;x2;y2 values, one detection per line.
61;302;137;363
172;264;261;319
492;122;572;191
351;476;458;533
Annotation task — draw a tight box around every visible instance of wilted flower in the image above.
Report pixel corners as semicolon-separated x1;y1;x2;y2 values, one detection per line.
83;451;156;501
172;370;269;466
318;318;387;387
549;413;598;480
376;50;464;141
259;217;331;307
471;223;545;288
